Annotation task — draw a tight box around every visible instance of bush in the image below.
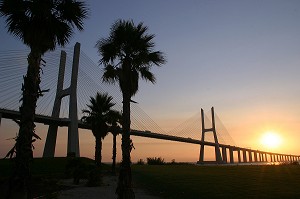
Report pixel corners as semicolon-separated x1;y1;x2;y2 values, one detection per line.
65;157;87;184
136;159;145;165
86;167;102;187
279;161;299;166
147;157;165;165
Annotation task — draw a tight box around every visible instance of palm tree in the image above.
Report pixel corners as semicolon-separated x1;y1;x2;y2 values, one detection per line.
107;111;122;174
0;0;88;197
96;19;166;199
82;92;119;167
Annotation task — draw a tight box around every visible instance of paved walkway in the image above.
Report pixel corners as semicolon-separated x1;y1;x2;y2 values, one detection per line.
58;175;161;199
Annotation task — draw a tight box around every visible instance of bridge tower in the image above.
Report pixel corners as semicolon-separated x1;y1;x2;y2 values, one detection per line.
43;43;80;157
198;107;223;164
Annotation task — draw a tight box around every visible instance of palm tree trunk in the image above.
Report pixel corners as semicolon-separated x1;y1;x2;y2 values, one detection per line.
95;135;102;167
7;51;41;199
116;78;135;199
112;134;117;174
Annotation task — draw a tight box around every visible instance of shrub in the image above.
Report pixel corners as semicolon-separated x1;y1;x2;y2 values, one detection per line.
147;157;165;165
279;161;299;166
87;167;102;187
65;157;87;184
136;159;145;165
291;161;299;165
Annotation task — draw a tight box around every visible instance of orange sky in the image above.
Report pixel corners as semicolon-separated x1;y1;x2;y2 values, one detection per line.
1;106;299;163
1;1;300;163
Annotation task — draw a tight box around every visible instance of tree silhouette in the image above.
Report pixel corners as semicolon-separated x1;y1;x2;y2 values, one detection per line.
82;92;119;167
107;111;122;174
0;0;88;198
96;19;166;199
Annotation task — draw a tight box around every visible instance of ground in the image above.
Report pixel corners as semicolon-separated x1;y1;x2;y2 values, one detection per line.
58;175;161;199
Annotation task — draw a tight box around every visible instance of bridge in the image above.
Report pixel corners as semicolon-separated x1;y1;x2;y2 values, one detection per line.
0;43;299;164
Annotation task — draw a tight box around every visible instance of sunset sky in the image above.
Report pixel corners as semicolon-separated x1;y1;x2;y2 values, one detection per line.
1;0;300;162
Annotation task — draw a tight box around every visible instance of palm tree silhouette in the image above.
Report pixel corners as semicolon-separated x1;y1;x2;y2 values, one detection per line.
107;111;122;174
0;0;88;197
96;19;166;199
82;92;119;167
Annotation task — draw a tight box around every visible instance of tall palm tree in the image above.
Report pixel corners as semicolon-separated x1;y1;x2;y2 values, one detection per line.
0;0;88;198
107;111;122;174
82;92;119;167
96;19;166;199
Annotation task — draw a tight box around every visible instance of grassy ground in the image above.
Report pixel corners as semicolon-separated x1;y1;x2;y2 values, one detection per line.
0;157;96;178
1;158;300;199
133;164;300;199
0;157;109;198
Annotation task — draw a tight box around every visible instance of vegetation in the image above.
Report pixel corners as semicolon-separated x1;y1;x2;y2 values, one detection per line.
136;159;145;165
108;112;122;174
82;92;120;167
133;164;300;199
97;19;166;199
0;0;88;198
146;157;165;165
0;157;100;198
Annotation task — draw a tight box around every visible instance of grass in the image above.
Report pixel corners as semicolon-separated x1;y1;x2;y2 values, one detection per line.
0;157;95;178
0;157;109;198
1;158;300;199
133;164;300;199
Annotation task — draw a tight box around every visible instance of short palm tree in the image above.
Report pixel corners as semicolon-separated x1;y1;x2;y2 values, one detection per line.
96;19;166;199
82;92;119;167
107;111;122;174
0;0;87;197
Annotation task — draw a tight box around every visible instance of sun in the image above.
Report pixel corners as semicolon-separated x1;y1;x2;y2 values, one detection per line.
260;131;282;148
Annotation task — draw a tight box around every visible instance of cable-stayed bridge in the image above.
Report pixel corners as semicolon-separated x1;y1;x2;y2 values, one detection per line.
0;43;299;164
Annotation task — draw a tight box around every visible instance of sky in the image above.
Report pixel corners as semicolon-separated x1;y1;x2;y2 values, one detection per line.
1;0;300;162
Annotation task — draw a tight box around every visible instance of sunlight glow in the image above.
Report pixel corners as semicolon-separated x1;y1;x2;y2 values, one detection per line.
260;131;282;148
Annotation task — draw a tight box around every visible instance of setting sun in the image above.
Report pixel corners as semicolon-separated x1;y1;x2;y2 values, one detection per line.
260;131;282;148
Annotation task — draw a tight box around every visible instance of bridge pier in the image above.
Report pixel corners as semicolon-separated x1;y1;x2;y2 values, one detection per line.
67;43;80;157
243;150;247;163
222;147;227;163
43;43;80;157
229;147;234;163
0;113;2;127
248;150;252;162
237;149;241;163
198;107;223;164
254;151;258;162
43;50;67;157
270;154;273;162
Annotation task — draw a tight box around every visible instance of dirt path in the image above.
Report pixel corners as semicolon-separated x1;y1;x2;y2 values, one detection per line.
58;175;161;199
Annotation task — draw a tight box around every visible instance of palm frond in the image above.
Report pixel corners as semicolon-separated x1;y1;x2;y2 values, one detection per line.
0;0;88;53
139;67;156;83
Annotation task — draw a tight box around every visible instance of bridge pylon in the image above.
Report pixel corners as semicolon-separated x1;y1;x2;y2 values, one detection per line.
43;43;80;157
198;107;223;164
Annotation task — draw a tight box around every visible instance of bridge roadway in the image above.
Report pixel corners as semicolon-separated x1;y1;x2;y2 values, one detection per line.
1;108;295;160
0;108;230;148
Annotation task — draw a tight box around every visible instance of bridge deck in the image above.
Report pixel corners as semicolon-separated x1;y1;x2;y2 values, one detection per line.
0;108;291;157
